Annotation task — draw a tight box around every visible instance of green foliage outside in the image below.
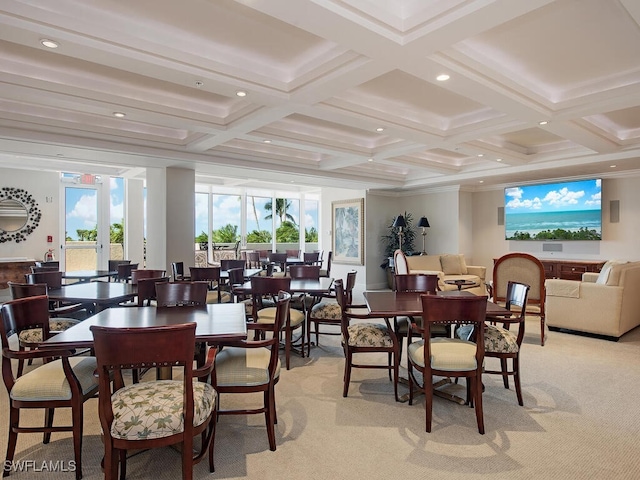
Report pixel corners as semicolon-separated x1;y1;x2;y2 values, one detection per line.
276;221;299;242
212;224;238;243
508;228;601;241
265;198;296;224
305;227;318;242
74;221;124;243
247;230;272;243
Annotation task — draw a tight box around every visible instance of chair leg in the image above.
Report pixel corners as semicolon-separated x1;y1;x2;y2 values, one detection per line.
540;315;545;346
209;412;216;472
500;358;509;389
425;373;433;433
343;350;352;397
5;407;19;473
513;356;523;406
119;450;126;480
182;428;193;480
265;389;277;451
43;408;54;444
392;350;399;402
285;327;291;370
473;374;485;435
72;403;83;480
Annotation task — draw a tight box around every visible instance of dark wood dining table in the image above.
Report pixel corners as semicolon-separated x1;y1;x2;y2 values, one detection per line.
235;277;334;295
48;281;137;312
62;270;116;283
363;290;512;403
42;303;248;350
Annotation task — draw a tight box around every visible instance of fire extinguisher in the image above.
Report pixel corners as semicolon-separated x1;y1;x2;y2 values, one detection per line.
44;249;55;262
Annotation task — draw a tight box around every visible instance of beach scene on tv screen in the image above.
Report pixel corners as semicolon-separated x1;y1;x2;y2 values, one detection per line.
505;179;602;240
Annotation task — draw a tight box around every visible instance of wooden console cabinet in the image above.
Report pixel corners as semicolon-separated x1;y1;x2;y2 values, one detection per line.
539;259;605;281
0;260;36;288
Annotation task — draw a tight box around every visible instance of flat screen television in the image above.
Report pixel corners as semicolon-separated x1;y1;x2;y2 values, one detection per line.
504;178;602;240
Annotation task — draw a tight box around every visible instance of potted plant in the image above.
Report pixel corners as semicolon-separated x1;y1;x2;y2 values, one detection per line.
380;212;416;288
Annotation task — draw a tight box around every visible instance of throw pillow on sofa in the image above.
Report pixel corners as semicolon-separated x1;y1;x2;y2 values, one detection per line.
596;260;627;285
441;254;465;275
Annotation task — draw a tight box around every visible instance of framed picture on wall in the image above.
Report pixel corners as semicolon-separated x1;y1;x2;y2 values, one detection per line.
332;198;364;265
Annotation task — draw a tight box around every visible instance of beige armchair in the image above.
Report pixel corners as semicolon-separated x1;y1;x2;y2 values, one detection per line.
546;261;640;340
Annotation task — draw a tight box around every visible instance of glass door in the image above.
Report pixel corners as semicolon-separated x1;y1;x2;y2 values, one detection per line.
62;183;102;272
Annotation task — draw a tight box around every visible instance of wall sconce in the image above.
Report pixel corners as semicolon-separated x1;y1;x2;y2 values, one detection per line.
417;216;430;255
392;214;407;252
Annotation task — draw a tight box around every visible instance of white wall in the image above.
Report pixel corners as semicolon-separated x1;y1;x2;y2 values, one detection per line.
0;168;59;262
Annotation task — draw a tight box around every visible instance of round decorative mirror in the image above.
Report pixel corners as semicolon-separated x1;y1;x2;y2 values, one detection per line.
0;187;41;243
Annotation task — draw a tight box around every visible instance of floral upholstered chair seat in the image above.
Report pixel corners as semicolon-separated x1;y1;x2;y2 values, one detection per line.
18;317;80;344
110;380;216;440
484;324;519;354
344;323;394;348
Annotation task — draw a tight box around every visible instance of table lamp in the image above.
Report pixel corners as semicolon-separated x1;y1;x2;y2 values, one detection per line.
393;214;407;252
418;216;430;255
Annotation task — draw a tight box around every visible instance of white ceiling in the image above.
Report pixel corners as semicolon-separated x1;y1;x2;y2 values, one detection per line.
1;0;640;193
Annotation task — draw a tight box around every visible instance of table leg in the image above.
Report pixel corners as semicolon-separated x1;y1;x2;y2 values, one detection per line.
398;376;466;405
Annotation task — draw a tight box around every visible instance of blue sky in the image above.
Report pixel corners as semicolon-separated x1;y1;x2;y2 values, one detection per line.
505;179;601;213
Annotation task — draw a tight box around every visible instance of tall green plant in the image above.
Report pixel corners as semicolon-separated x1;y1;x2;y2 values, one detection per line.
380;212;416;265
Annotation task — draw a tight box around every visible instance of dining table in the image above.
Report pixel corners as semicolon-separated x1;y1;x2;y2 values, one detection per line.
48;281;137;312
363;290;512;403
42;303;248;379
62;270;116;283
234;276;334;296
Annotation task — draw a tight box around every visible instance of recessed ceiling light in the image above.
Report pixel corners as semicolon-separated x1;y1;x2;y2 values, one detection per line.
477;154;484;157
368;158;373;162
40;39;59;49
479;180;484;183
538;120;549;125
236;90;247;97
436;74;450;81
610;165;617;168
113;112;126;118
496;158;503;162
376;127;384;132
263;140;271;144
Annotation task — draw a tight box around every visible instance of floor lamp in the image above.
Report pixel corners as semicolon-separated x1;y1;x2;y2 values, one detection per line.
418;216;430;255
393;214;406;252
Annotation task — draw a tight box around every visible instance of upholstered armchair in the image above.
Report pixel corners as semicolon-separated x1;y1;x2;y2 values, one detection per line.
546;261;640;339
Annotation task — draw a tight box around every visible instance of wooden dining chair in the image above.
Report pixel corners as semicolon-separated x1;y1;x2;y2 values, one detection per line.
155;281;208;307
251;275;305;370
335;278;400;401
393;274;441;363
286;249;300;259
245;251;261;269
30;265;59;273
130;269;166;284
8;281;83;376
288;265;322;313
407;294;488;434
303;251;320;265
0;296;99;480
220;259;246;271
24;271;91;318
189;267;232;304
133;276;169;307
319;251;333;278
108;260;131;281
116;263;139;283
213;291;291;451
484;281;530;406
267;252;287;275
171;261;191;281
91;322;217;479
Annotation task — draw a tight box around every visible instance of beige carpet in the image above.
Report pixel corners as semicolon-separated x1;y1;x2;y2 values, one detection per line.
2;313;640;479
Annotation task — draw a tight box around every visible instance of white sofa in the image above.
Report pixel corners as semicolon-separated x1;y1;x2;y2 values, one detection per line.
545;261;640;339
405;254;486;296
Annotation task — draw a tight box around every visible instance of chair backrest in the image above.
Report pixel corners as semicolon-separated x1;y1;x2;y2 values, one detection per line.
116;263;139;282
344;270;357;304
220;259;246;271
394;274;439;293
91;322;197;430
286;249;300;259
267;252;287;271
321;251;333;277
30;266;59;273
227;268;245;286
25;270;63;289
136;276;169;306
0;295;52;349
419;294;488;365
501;281;531;345
108;259;130;272
249;276;291;318
171;261;185;280
155;281;208;307
493;253;545;313
189;266;221;284
245;251;261;268
394;249;409;275
289;265;321;280
9;281;47;299
130;269;167;284
303;252;320;265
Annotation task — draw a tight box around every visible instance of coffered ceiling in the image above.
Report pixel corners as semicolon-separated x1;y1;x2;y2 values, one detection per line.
1;0;640;192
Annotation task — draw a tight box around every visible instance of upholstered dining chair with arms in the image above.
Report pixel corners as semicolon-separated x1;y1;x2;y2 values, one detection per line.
319;251;333;278
303;252;320;266
155;281;208;307
393;274;442;364
8;281;83;376
220;259;246;271
407;294;488;434
91;322;217;480
286;249;301;259
213;291;291;452
288;264;322;315
115;263;139;283
492;252;546;346
250;276;305;370
267;252;288;276
335;279;400;402
0;295;99;480
484;281;530;406
307;270;356;351
394;249;409;275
